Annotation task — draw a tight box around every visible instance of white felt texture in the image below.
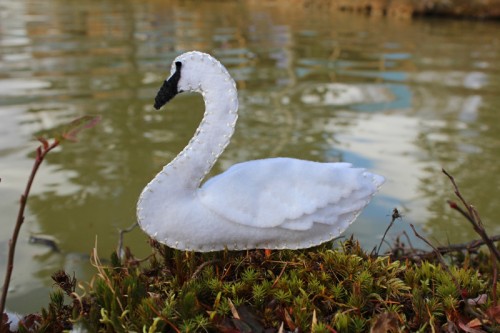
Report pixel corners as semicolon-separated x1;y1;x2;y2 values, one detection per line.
137;51;385;252
199;158;383;230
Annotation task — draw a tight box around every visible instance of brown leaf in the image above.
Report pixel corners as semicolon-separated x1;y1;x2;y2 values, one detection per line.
228;298;240;320
231;318;255;333
458;320;486;333
236;305;265;332
486;304;500;324
217;310;266;333
466;318;483;329
283;308;296;331
216;318;243;333
370;312;400;333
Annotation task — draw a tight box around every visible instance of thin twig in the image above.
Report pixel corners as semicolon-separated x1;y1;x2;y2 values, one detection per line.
117;222;138;260
271;263;288;289
0;140;59;324
377;220;395;256
436;234;500;255
390;234;500;264
410;225;458;283
442;169;474;217
401;230;416;252
443;168;500;308
376;208;402;256
443;169;500;262
190;259;221;281
147;302;181;333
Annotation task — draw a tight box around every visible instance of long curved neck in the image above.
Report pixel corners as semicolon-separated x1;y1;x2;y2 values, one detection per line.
162;73;238;191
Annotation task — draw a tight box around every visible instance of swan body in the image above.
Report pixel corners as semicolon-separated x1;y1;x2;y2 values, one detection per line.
137;51;384;252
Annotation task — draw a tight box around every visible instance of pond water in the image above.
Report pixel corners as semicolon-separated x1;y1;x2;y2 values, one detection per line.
1;0;500;313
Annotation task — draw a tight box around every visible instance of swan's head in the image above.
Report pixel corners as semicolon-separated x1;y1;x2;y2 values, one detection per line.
154;51;234;110
154;61;183;110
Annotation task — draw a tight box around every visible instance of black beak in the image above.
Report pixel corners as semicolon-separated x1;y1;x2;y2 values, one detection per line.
154;61;182;110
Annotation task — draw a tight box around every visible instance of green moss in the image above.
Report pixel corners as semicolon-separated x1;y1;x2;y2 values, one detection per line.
34;238;497;332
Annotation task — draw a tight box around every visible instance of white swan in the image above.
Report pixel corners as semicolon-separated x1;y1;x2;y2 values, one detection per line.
137;51;384;252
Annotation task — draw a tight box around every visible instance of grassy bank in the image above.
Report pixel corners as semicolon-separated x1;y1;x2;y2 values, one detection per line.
2;236;498;332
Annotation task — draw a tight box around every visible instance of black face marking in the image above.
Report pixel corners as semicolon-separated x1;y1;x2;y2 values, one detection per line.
154;61;182;110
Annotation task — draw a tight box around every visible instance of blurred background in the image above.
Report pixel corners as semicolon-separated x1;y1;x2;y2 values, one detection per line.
1;0;499;313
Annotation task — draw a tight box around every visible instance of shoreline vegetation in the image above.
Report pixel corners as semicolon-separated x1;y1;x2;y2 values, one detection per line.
249;0;500;20
3;235;500;332
1;119;500;332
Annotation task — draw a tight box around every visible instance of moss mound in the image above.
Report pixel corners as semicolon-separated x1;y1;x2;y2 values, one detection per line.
18;237;496;333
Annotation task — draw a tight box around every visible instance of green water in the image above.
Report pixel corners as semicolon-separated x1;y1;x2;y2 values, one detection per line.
1;0;499;313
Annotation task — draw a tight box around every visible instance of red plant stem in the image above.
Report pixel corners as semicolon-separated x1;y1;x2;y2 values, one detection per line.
491;253;498;307
0;141;59;327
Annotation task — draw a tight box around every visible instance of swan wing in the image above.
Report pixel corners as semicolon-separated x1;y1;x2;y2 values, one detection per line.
198;157;384;230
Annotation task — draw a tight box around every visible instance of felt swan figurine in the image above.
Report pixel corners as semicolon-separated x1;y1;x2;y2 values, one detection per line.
137;51;384;252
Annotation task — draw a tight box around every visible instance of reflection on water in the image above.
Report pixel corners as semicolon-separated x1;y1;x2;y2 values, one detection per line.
1;0;500;313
